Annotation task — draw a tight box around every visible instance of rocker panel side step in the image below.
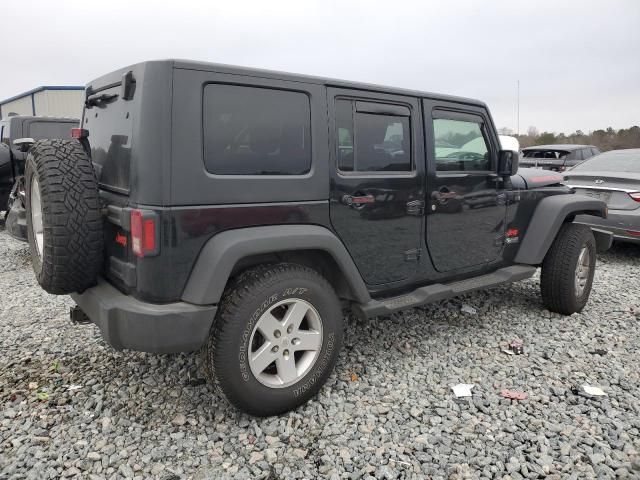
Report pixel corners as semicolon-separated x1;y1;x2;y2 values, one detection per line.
355;265;537;318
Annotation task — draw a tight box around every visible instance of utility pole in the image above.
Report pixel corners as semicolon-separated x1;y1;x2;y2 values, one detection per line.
517;80;520;136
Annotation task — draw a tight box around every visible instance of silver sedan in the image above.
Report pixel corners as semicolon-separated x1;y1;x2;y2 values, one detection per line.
564;148;640;244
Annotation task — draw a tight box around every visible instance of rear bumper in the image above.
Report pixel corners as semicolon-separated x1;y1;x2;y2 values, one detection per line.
71;279;217;354
575;211;640;244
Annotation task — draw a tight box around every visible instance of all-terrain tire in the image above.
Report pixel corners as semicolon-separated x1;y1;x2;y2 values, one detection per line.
203;263;343;416
25;139;103;294
540;223;596;315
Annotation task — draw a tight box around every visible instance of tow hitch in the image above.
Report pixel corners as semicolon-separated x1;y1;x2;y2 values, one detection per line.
70;306;91;325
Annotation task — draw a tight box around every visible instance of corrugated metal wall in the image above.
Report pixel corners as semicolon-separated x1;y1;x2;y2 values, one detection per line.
33;90;84;119
0;89;83;119
0;96;33;117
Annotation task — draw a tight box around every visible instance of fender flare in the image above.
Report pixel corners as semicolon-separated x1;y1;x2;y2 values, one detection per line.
181;225;371;305
514;194;608;265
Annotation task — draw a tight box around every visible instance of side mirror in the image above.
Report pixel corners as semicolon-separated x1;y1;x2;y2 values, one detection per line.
13;137;35;152
498;149;519;177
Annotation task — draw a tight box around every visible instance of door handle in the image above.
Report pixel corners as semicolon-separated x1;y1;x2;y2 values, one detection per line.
342;194;375;206
431;187;456;204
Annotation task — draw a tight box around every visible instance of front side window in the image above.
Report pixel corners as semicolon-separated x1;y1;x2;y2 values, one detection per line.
433;117;491;172
336;99;411;172
203;84;311;175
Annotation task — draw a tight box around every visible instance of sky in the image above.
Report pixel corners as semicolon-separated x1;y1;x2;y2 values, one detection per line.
2;0;639;134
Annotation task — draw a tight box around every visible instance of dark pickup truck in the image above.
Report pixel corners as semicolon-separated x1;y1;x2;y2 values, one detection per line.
519;144;600;172
0;115;78;240
21;60;611;416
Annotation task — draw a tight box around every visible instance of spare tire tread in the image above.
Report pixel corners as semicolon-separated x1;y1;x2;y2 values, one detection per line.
25;139;103;294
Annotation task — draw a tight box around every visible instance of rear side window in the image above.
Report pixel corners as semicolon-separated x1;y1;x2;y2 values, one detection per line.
203;84;311;175
336;99;411;173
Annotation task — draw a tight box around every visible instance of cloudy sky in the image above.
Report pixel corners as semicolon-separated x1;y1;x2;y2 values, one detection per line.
2;0;638;133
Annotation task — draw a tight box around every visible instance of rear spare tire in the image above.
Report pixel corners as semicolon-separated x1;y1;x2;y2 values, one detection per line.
25;139;103;294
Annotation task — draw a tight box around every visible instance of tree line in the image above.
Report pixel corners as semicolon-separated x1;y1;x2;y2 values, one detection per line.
498;126;640;151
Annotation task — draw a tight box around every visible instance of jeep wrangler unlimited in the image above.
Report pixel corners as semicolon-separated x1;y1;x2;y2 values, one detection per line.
23;60;611;416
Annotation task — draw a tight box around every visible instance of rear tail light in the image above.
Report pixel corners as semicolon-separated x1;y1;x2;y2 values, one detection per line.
130;209;158;257
629;192;640;202
626;230;640;237
71;128;89;139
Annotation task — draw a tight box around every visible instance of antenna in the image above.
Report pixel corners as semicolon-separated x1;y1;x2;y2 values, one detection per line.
517;80;520;136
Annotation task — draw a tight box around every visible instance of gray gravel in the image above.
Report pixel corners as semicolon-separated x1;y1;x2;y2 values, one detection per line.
1;227;639;479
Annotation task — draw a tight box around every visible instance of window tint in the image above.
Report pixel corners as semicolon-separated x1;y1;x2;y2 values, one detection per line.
203;84;311;175
433;118;490;171
336;99;411;173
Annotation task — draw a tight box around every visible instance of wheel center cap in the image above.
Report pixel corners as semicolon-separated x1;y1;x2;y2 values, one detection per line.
282;338;289;346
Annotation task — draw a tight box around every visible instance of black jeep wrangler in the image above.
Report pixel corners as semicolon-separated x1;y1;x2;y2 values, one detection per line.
23;60;611;416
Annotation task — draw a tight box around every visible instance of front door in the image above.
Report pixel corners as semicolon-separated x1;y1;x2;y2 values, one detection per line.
424;103;506;272
328;88;423;286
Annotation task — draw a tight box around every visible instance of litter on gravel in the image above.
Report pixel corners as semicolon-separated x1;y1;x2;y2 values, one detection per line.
451;383;474;398
582;385;608;396
500;389;528;400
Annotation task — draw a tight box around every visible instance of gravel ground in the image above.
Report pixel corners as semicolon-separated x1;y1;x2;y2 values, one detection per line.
1;228;639;480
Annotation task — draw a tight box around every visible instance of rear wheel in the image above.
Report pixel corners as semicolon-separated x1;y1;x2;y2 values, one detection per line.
203;263;343;416
540;223;596;315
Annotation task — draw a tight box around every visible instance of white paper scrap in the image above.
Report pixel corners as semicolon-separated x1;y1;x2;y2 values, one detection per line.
583;385;607;396
452;384;475;398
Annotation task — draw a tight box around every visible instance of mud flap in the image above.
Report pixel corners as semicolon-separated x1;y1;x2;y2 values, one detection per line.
6;195;27;242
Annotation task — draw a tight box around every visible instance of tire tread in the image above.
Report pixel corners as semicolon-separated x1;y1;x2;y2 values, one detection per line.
25;139;103;294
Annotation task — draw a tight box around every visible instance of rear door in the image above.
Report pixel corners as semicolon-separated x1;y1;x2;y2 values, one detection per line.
328;88;424;286
424;101;506;272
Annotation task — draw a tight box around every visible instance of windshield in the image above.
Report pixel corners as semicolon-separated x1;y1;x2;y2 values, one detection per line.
572;149;640;173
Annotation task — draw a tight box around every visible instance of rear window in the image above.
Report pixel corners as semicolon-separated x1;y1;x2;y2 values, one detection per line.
522;149;569;159
572;150;640;173
84;85;134;193
203;84;311;175
27;121;77;141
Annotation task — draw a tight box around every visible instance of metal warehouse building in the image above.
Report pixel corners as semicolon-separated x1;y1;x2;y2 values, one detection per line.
0;86;84;119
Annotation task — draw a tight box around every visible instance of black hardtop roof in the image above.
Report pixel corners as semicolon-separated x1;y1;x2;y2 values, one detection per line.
522;144;596;151
88;59;488;109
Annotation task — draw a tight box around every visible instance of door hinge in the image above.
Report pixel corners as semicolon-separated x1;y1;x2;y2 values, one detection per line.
406;200;425;216
404;248;421;261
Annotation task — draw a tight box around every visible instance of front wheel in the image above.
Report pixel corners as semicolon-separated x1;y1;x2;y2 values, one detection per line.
540;223;596;315
203;263;344;416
